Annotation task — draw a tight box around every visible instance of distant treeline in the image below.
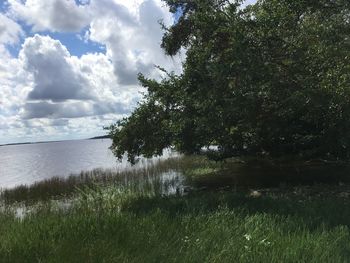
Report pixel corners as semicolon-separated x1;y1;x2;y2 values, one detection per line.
89;135;111;140
0;135;111;147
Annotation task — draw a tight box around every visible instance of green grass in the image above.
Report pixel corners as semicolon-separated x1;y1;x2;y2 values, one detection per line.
1;192;350;262
1;155;350;262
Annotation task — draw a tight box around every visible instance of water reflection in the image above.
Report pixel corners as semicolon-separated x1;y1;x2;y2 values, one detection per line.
0;139;178;189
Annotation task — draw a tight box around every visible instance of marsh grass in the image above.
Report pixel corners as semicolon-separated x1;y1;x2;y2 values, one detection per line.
2;154;350;204
2;155;350;262
1;190;350;262
0;156;199;204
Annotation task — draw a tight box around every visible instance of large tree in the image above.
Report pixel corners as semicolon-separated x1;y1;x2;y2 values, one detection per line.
108;0;350;163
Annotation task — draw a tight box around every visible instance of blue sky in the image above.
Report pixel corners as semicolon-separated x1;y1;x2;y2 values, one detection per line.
0;0;256;144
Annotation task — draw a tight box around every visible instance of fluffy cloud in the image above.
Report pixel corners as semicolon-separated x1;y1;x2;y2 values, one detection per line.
19;34;137;120
8;0;181;85
0;37;30;124
87;0;179;85
0;0;184;143
20;35;94;102
8;0;90;32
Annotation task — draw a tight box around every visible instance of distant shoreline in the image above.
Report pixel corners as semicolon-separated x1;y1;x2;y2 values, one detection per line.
0;135;111;147
88;135;111;140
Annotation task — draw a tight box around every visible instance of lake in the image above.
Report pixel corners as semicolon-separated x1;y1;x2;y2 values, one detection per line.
2;139;349;191
0;139;174;189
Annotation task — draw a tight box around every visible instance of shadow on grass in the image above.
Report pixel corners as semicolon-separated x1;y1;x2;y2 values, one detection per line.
121;191;350;230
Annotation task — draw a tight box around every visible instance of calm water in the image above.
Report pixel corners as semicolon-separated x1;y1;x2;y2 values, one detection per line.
0;139;173;189
2;138;350;191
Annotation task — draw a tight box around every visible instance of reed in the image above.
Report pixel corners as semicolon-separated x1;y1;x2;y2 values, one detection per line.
0;155;207;204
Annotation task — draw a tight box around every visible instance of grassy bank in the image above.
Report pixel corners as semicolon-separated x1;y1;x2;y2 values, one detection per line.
1;156;350;262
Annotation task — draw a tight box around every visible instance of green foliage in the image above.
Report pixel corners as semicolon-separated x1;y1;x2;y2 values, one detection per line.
108;0;350;162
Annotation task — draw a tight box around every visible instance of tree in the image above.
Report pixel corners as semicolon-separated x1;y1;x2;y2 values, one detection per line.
108;0;350;163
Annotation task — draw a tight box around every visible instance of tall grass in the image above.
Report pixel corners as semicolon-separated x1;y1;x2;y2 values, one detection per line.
1;155;350;262
0;156;200;204
1;191;350;262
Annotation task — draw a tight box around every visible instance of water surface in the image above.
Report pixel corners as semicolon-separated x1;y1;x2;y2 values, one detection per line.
0;139;173;189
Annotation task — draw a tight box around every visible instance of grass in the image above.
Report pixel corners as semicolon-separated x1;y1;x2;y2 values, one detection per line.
1;191;350;262
0;156;197;204
1;155;350;262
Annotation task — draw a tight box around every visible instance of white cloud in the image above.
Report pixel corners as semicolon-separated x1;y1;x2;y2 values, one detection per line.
0;33;138;143
8;0;90;32
88;0;181;85
20;34;95;102
0;41;30;121
0;13;24;45
19;34;136;120
0;0;184;143
7;0;183;83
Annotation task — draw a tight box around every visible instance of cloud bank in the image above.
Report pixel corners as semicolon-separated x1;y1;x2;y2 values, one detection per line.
0;0;183;144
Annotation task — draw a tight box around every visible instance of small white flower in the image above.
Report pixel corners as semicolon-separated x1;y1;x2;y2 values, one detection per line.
244;234;252;241
259;238;271;246
183;236;190;243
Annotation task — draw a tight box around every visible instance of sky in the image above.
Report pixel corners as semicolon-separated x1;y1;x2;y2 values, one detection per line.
0;0;256;144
